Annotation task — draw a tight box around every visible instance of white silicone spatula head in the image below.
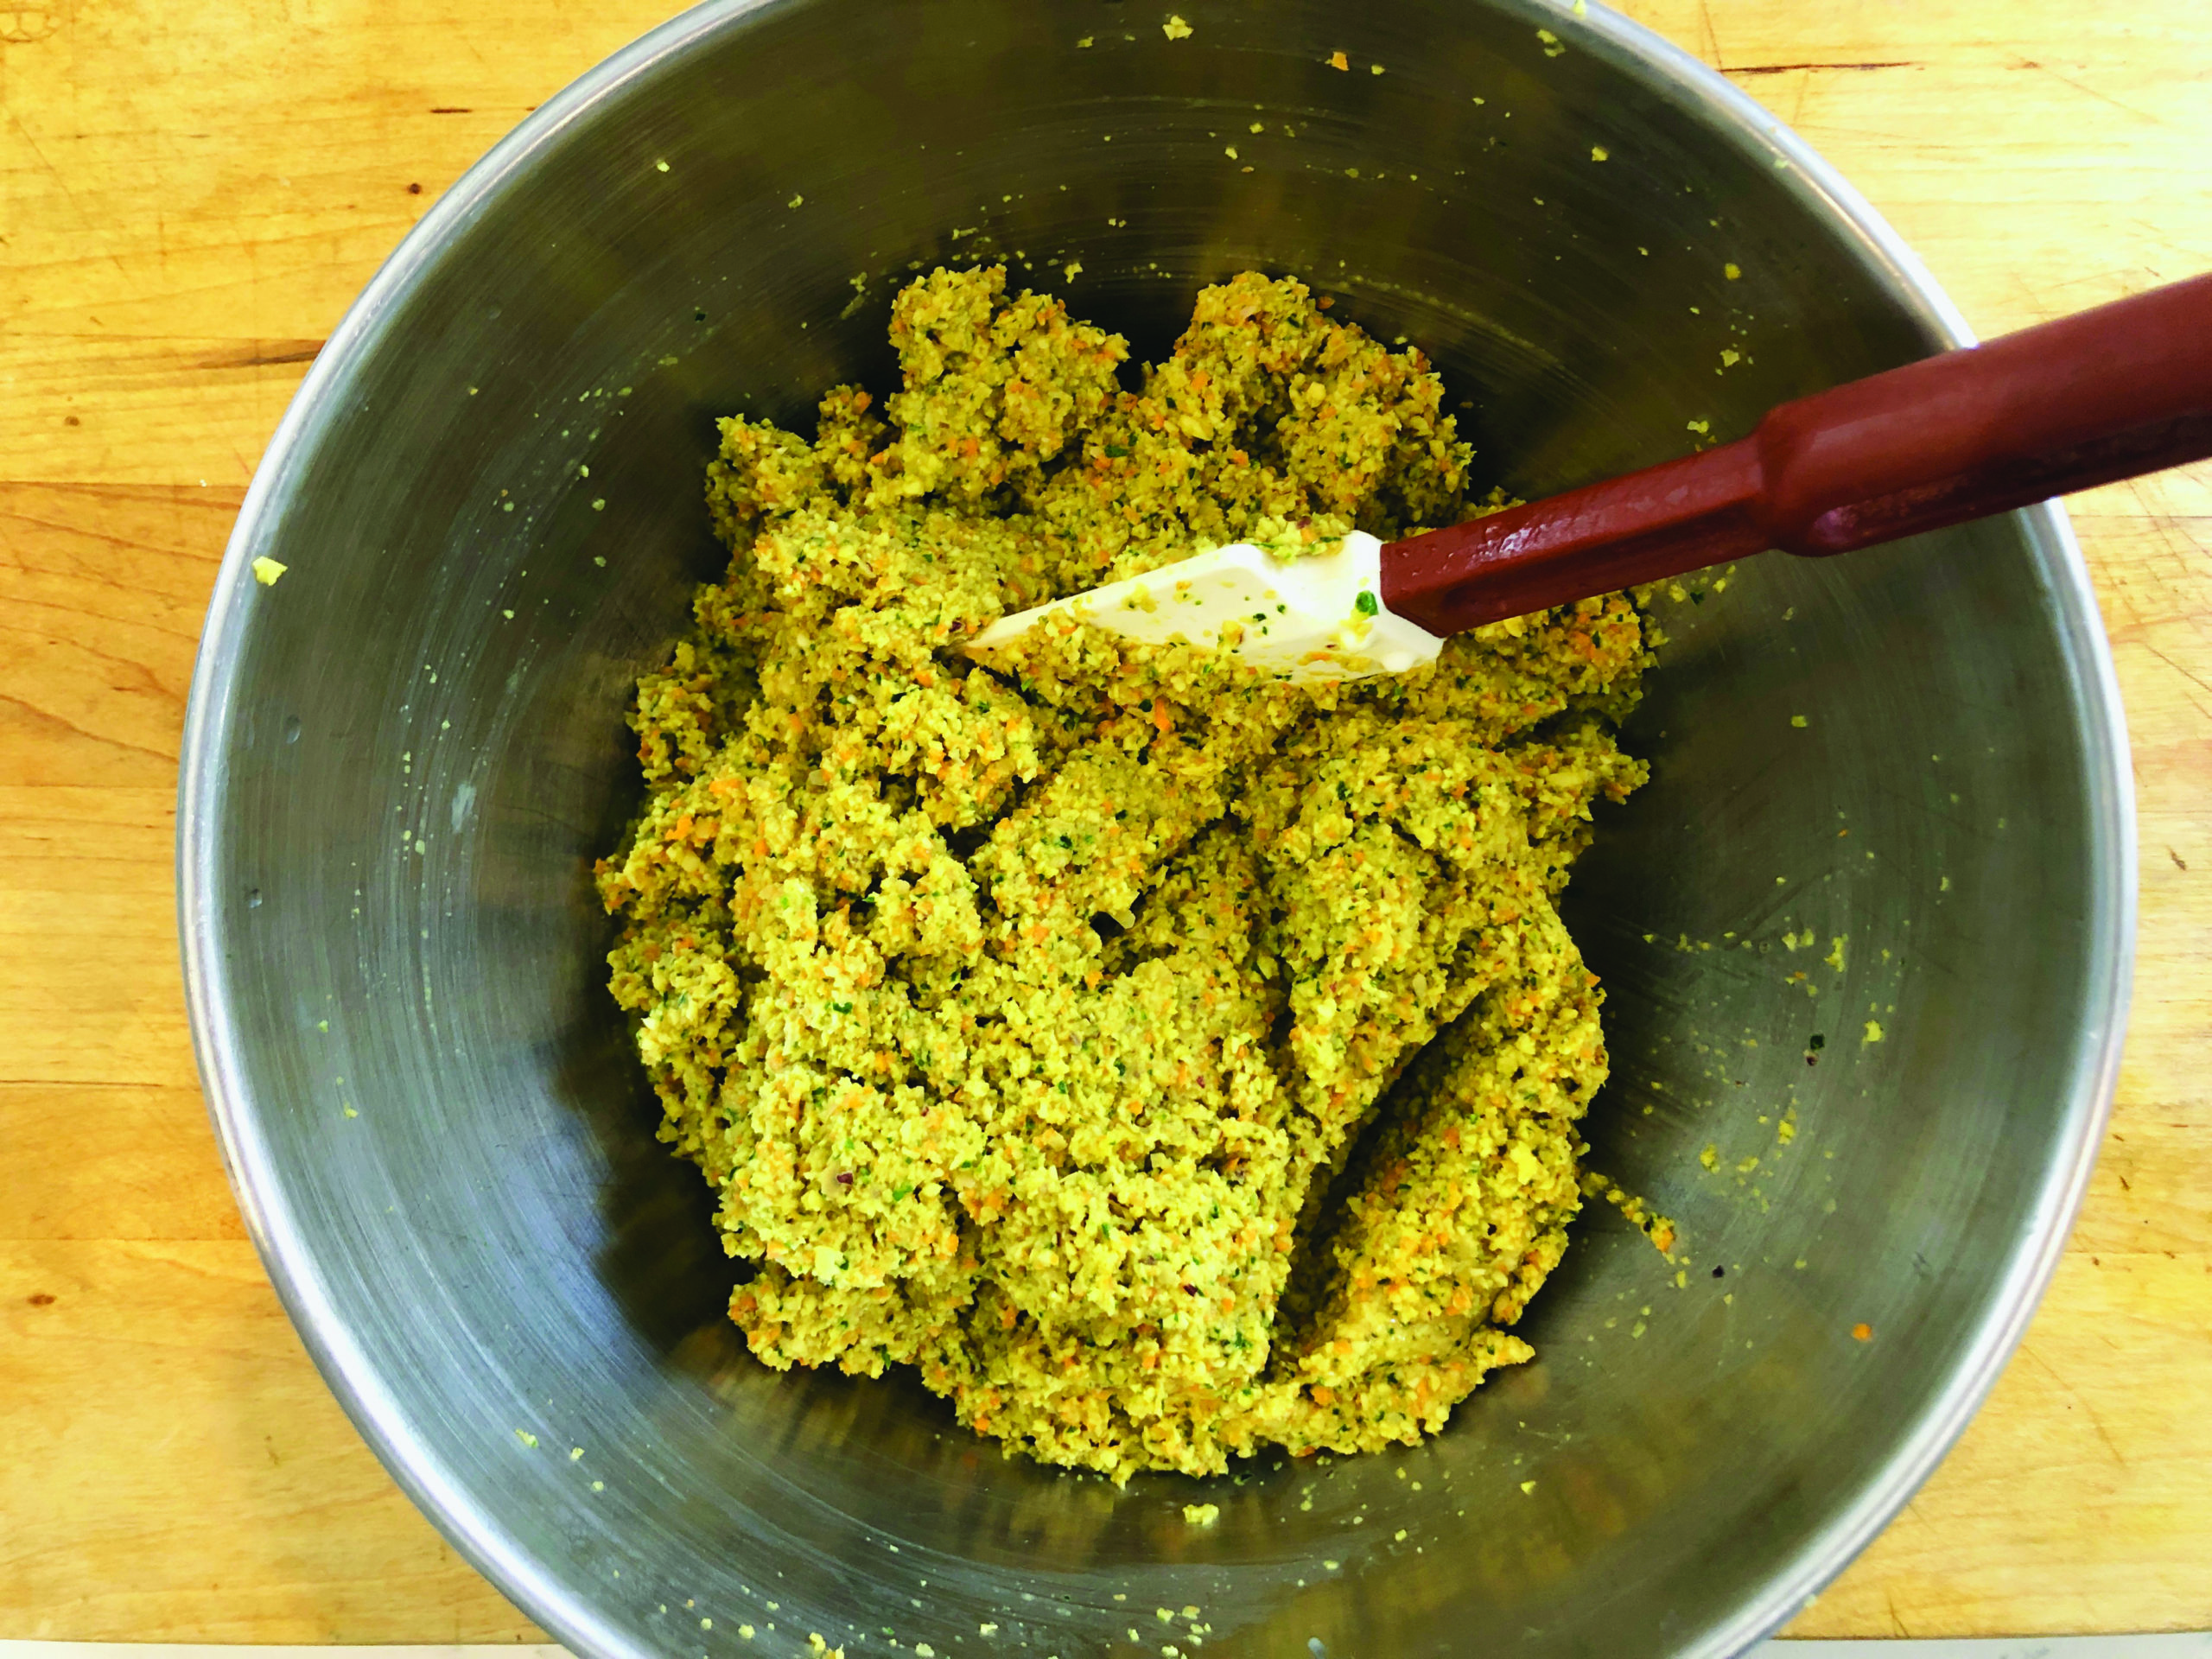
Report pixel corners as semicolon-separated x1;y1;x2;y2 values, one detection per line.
966;531;1447;683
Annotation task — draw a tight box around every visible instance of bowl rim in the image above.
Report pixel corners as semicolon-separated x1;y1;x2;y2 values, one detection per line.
177;3;2137;1654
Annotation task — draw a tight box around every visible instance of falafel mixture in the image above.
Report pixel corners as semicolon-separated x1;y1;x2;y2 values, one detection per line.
595;268;1649;1481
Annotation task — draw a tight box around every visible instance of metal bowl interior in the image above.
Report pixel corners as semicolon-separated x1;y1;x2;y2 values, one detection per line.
179;3;2133;1656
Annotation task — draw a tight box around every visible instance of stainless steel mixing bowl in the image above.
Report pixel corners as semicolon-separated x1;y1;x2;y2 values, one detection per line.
179;2;2133;1654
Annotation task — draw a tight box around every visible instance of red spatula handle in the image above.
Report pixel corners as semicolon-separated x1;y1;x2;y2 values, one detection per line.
1382;271;2212;634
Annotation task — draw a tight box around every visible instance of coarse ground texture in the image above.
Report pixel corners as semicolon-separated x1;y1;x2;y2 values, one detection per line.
595;266;1651;1481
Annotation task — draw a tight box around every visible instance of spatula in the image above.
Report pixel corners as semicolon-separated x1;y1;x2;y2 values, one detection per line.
969;271;2212;682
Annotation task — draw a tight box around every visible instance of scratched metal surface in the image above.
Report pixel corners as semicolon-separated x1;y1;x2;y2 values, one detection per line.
6;1633;2211;1657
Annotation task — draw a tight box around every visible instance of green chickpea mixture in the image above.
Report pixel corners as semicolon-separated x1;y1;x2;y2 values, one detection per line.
595;267;1650;1481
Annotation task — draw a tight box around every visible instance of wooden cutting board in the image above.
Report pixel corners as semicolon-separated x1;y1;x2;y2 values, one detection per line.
2;0;2207;1641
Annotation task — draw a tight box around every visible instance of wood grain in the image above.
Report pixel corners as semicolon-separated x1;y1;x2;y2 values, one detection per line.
2;0;2208;1642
